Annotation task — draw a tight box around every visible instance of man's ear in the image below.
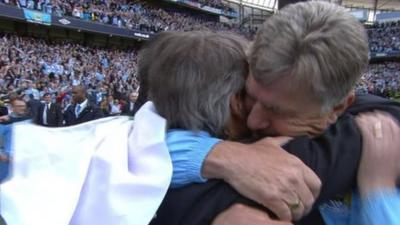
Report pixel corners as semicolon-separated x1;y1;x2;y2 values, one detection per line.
329;91;355;123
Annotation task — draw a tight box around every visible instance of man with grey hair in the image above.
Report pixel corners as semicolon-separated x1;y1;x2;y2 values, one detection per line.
149;1;400;225
146;30;250;138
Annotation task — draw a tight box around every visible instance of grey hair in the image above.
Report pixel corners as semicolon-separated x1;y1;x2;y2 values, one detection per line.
144;31;248;137
250;1;369;113
136;32;178;106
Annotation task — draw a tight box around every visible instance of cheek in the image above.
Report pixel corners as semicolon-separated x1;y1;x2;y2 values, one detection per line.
269;119;289;132
269;118;302;136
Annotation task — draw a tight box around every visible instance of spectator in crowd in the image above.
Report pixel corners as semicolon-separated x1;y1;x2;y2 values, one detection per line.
24;82;40;100
0;98;30;124
35;93;63;127
99;98;110;116
26;93;41;119
107;94;121;116
121;91;138;117
63;85;103;126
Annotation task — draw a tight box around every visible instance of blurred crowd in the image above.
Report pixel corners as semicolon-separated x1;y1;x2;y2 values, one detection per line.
0;0;256;38
0;33;140;119
2;1;400;51
357;62;400;99
197;0;228;9
368;21;400;54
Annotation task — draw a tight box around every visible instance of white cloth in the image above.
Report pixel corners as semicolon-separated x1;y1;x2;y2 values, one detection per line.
1;102;172;225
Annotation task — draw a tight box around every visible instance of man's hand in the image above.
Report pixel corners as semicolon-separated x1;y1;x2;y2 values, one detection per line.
212;203;293;225
203;137;321;221
355;111;400;197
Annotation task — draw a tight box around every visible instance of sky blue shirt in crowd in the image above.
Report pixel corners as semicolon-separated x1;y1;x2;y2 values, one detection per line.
167;129;400;225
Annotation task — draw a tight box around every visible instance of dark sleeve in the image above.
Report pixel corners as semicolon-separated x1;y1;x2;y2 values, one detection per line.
121;104;127;115
283;113;362;204
150;180;250;225
34;105;42;124
56;105;63;127
0;106;8;116
93;106;104;119
63;107;72;126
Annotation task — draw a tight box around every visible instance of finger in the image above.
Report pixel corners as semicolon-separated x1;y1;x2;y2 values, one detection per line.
290;200;305;221
378;113;400;143
375;111;399;128
293;178;315;216
265;136;293;146
302;166;321;200
265;199;292;221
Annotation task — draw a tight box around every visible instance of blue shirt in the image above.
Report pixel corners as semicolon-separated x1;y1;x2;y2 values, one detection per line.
320;188;400;225
167;129;220;187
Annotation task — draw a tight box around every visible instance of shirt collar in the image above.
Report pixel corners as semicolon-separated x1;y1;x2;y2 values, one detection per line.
78;99;88;110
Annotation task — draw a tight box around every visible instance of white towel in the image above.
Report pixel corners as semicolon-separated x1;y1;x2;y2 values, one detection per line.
1;102;172;225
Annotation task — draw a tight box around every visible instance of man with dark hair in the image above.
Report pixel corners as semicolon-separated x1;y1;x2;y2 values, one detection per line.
26;93;41;119
64;85;103;126
0;99;31;125
35;93;63;127
121;92;139;117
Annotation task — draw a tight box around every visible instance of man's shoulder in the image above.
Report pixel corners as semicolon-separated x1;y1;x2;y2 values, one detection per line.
64;105;75;113
347;94;400;118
